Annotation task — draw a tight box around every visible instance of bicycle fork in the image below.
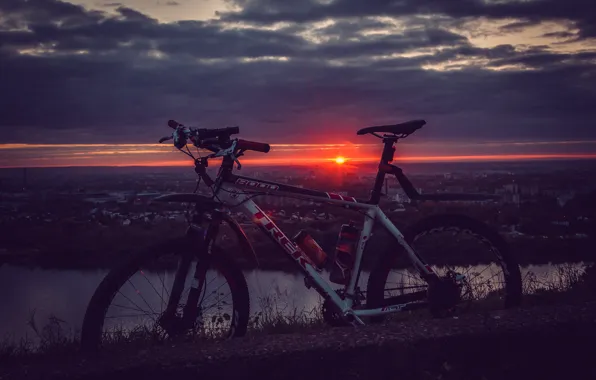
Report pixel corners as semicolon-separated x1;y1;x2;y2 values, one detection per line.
159;218;220;334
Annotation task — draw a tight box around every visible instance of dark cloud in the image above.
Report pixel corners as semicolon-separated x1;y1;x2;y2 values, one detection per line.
0;0;594;146
488;51;596;69
314;18;393;37
0;8;464;60
116;6;157;22
542;31;577;39
221;0;596;41
300;28;467;60
499;20;542;32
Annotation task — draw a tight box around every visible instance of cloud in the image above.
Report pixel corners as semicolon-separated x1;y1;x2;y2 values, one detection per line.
0;0;594;146
542;31;577;39
221;0;596;41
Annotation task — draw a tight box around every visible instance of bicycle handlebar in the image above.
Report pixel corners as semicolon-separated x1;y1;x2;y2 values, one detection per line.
162;120;270;159
168;119;240;140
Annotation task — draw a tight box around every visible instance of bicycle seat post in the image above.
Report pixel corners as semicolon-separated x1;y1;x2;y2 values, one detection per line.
369;135;398;204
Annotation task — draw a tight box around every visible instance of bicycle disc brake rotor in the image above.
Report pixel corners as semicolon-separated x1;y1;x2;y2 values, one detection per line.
157;307;191;337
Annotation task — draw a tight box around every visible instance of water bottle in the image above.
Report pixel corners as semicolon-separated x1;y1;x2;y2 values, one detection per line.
329;223;360;285
293;230;327;270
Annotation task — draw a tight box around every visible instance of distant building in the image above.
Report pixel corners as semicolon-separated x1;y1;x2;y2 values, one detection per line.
520;185;540;197
503;183;519;194
557;192;575;207
501;193;520;206
445;185;464;193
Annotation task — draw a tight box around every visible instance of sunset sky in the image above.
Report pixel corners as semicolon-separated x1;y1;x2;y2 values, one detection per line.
0;0;595;167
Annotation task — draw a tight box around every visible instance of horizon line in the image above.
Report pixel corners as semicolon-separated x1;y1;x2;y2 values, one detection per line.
1;139;596;150
2;153;596;169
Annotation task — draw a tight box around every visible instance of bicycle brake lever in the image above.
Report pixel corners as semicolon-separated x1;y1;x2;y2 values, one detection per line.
234;149;245;170
211;140;238;158
159;136;173;143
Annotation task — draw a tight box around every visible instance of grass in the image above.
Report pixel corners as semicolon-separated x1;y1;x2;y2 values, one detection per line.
0;311;79;362
248;290;325;335
521;262;596;306
1;263;595;363
0;291;326;363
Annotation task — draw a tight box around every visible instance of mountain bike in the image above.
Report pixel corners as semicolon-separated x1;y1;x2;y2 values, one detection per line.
81;119;522;351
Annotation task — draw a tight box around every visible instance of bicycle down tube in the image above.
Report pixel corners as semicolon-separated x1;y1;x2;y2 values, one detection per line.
215;173;437;320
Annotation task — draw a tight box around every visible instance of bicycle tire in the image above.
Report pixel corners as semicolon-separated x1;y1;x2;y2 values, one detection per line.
81;237;249;352
366;214;522;321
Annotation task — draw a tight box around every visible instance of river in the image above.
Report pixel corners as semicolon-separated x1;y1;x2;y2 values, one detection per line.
0;262;590;342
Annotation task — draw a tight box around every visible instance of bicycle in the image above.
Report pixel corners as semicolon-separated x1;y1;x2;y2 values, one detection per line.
81;119;522;351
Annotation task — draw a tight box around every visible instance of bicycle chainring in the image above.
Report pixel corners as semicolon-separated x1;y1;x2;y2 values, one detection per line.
322;289;365;327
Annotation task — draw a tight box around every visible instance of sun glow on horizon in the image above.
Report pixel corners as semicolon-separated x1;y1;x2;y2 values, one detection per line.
1;142;596;168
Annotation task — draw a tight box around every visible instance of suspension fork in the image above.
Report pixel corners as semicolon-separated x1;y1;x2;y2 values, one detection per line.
163;244;193;318
161;214;221;330
180;214;221;327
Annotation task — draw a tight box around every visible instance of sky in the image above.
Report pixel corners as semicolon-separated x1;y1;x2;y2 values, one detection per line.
0;0;595;167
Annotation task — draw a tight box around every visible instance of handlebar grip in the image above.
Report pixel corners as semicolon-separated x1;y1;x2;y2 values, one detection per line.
237;139;270;153
168;120;181;129
226;126;240;135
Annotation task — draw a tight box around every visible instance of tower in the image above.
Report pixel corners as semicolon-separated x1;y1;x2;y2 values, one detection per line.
22;168;28;191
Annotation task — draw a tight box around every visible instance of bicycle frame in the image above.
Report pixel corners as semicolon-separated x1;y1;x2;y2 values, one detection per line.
212;168;437;323
178;134;495;323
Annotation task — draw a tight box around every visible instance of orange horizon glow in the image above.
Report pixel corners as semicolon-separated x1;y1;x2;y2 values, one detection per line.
2;141;596;168
2;153;596;168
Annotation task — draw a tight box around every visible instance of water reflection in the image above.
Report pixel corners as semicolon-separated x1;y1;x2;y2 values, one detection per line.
0;262;589;342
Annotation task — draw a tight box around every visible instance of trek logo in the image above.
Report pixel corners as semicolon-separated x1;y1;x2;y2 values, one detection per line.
253;210;311;268
235;178;279;191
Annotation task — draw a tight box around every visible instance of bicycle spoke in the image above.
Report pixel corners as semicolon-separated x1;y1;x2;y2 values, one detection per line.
139;270;167;307
202;291;232;314
126;279;157;318
157;270;171;300
105;313;161;319
115;290;150;317
111;303;148;314
201;280;229;305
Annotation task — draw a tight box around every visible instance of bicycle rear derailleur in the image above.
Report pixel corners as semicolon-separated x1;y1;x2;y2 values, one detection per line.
427;270;466;317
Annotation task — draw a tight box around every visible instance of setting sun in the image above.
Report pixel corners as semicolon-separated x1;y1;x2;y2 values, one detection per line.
335;156;346;164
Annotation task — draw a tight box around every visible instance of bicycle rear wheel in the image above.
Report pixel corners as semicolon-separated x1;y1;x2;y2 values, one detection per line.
366;214;522;321
81;238;249;352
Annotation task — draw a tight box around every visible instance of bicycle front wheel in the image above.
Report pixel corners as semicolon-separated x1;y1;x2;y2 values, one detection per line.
366;214;522;321
81;238;249;352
